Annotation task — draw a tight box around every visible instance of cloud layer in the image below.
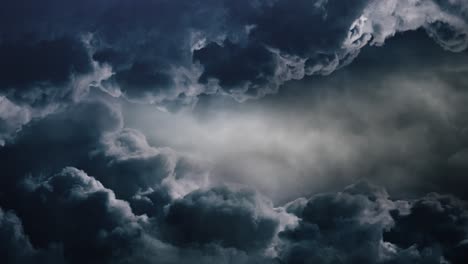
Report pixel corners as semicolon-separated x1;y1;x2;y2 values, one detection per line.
0;0;467;109
0;89;467;263
1;1;468;264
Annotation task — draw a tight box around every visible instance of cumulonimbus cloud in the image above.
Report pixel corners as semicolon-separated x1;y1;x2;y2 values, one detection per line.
0;0;467;142
1;0;467;105
0;96;467;263
1;1;468;263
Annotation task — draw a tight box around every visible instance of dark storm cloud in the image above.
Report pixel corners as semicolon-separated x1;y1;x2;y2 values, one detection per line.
278;182;468;264
0;37;92;100
2;154;468;264
0;99;209;210
0;38;102;144
1;1;468;264
0;106;277;263
193;41;277;98
1;163;258;264
0;96;31;146
16;167;143;264
1;0;467;108
0;0;467;145
0;208;64;264
385;193;468;264
0;100;122;193
0;208;35;263
181;29;468;202
162;185;280;252
0;0;245;102
278;182;395;264
192;0;369;99
193;0;468;99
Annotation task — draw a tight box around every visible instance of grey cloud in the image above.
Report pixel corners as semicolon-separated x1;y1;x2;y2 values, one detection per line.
92;128;178;199
162;185;281;252
0;36;103;141
0;208;65;264
0;37;92;98
193;41;277;99
278;182;395;264
0;36;105;130
91;124;211;202
277;182;468;264
2;162;468;264
1;1;468;263
1;0;466;109
0;96;31;146
0;1;466;150
128;30;468;203
193;0;468;100
0;98;209;205
2;166;279;264
16;167;144;264
385;193;468;264
0;100;123;197
0;208;35;263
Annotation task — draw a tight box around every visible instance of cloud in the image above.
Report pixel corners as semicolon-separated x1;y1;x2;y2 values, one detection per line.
0;207;65;264
15;167;144;264
0;99;211;204
162;185;281;252
0;37;92;97
0;0;466;109
1;1;468;263
0;97;31;146
277;182;468;264
193;41;277;99
0;37;110;141
0;0;466;147
2;160;468;264
193;0;468;100
385;193;468;264
278;182;396;264
125;29;468;203
0;100;122;191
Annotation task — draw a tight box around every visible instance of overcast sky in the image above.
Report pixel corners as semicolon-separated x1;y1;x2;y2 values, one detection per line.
1;1;468;264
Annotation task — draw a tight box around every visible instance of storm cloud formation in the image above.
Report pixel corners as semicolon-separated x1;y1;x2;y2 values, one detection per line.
1;0;468;264
1;0;468;107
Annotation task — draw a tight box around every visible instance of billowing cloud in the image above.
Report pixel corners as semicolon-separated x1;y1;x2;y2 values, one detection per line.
122;30;468;203
1;1;468;264
0;0;467;146
162;185;281;252
3;172;468;264
278;182;468;264
193;0;468;100
0;96;31;146
0;0;467;109
0;208;64;264
17;167;143;264
385;193;468;264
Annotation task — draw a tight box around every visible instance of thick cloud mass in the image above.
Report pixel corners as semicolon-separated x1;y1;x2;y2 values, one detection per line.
123;30;468;203
1;1;468;264
0;0;466;143
385;193;468;264
17;167;143;264
0;0;467;109
0;208;59;264
278;182;468;264
0;37;92;93
163;185;280;251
